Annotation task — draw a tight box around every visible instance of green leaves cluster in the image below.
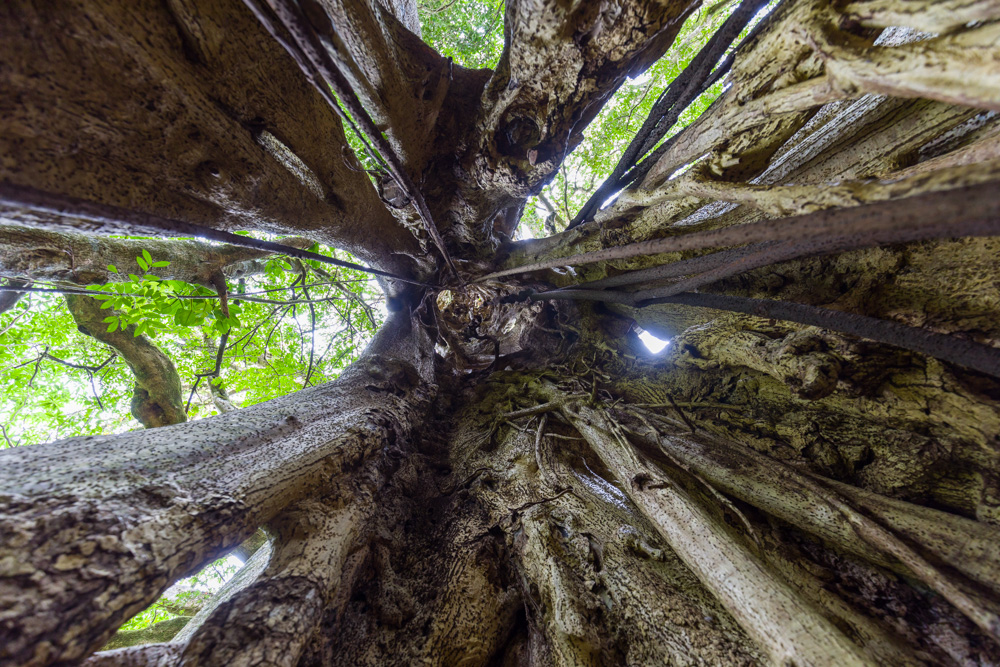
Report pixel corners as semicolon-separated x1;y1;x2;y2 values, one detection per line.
418;0;505;70
87;251;241;338
117;556;239;632
1;240;384;446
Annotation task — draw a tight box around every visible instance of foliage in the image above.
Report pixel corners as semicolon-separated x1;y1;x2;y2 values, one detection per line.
116;556;240;632
0;241;384;447
417;0;505;70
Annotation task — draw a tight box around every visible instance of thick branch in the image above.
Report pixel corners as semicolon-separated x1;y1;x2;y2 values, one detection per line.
65;294;188;428
467;0;700;202
180;499;361;666
571;0;772;226
0;0;421;275
0;312;435;666
299;0;450;168
0;183;427;286
0;226;312;288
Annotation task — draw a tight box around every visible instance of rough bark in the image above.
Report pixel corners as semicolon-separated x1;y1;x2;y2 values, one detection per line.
468;0;699;205
0;0;423;276
0;227;312;288
0;312;434;665
4;0;1000;665
65;294;188;429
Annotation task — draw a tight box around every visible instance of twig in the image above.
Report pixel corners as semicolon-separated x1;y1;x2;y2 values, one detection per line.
299;265;316;388
666;394;697;433
501;400;565;420
509;487;572;515
186;275;231;413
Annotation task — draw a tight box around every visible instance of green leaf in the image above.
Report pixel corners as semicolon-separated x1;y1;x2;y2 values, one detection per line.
107;319;119;333
129;274;140;282
100;300;115;309
107;264;118;273
136;256;149;271
152;261;170;268
142;249;152;265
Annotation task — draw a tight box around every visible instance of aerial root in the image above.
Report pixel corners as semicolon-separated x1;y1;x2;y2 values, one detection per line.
550;391;879;665
545;383;1000;649
629;408;1000;640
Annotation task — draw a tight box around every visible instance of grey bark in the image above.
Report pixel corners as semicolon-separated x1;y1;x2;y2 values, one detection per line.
4;0;1000;666
0;226;312;288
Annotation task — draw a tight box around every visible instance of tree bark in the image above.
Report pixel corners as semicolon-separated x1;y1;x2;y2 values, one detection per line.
0;227;313;288
0;0;424;276
5;0;1000;665
65;294;188;429
0;312;435;665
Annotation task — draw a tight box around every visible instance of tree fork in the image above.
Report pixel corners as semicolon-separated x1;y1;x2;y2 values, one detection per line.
0;313;435;666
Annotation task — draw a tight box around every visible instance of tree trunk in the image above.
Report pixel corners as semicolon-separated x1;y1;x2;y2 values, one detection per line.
3;0;1000;665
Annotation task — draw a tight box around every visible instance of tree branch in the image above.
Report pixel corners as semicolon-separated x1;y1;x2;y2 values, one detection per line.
65;295;188;428
0;183;428;286
467;0;701;203
0;227;313;288
0;313;435;665
0;0;420;274
249;0;460;279
180;499;362;666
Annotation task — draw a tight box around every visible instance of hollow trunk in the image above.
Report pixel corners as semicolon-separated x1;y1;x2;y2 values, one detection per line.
3;0;1000;665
